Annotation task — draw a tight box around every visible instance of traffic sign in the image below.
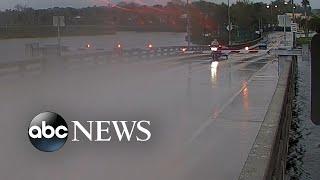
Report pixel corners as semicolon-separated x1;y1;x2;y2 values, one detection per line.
226;25;233;31
278;15;291;27
53;16;65;27
291;23;298;33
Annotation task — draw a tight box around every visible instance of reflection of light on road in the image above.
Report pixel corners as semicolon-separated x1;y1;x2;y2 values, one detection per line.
242;81;249;112
240;81;250;133
212;108;219;119
211;61;219;86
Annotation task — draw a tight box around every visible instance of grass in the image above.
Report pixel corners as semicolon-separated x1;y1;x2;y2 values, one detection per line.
296;37;312;46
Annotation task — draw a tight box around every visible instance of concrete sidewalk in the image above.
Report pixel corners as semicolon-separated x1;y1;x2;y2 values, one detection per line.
175;61;279;180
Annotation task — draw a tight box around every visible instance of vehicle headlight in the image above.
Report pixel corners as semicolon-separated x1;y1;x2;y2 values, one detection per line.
211;47;218;51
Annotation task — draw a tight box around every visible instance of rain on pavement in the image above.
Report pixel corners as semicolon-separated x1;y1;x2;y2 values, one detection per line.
0;32;284;180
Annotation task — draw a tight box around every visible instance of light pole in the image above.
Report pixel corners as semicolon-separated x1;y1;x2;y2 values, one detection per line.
292;0;296;47
280;1;293;46
267;5;278;29
266;5;272;28
291;0;295;22
186;0;191;49
228;0;231;46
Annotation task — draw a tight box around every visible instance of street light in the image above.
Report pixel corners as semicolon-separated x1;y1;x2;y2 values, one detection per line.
228;0;231;46
291;0;296;22
266;4;277;28
291;0;296;47
186;0;191;49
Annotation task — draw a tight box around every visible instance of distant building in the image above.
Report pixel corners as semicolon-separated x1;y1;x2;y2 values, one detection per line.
285;13;307;20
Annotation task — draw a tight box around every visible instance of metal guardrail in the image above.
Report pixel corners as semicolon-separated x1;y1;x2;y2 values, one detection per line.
273;49;302;56
0;45;212;77
17;40;264;77
119;46;210;57
25;43;212;58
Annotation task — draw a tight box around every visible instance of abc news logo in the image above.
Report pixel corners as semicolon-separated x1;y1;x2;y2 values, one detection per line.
28;112;151;152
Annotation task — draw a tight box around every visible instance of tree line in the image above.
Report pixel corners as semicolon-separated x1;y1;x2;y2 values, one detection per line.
0;0;317;43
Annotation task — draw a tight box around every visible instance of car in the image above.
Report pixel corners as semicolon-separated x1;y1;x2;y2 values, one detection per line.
258;43;267;50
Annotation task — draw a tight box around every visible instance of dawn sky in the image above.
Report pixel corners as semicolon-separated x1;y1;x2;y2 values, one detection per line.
1;0;319;10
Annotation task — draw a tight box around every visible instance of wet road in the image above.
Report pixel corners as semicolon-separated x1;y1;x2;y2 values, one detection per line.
0;33;283;180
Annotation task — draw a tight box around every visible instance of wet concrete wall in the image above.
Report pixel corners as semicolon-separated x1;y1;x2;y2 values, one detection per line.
238;55;297;180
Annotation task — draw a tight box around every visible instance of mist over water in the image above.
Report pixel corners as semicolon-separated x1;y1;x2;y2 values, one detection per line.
287;57;320;180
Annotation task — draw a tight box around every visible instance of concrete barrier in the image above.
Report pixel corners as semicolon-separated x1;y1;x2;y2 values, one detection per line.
238;55;297;180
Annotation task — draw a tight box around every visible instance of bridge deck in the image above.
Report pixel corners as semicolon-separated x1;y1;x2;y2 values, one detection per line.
0;49;280;179
0;32;291;180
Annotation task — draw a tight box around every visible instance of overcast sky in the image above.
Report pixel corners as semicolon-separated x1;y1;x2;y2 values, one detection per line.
1;0;319;10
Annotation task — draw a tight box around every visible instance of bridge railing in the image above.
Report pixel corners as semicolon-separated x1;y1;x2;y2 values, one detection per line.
0;44;213;77
25;43;212;58
239;55;297;180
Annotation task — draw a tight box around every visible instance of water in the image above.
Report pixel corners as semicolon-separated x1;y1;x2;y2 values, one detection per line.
287;56;320;179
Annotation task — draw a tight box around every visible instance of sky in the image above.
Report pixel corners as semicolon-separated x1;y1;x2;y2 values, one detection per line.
1;0;319;10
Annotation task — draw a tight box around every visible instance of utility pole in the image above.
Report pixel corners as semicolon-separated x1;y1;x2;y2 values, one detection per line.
292;0;296;47
228;0;231;46
271;7;273;28
57;18;61;56
292;0;295;22
187;0;191;49
53;16;64;56
284;17;287;45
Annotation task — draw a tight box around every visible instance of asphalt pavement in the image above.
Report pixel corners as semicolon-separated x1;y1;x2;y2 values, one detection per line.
0;32;285;180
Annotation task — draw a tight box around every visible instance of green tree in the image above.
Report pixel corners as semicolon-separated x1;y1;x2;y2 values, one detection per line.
308;16;320;31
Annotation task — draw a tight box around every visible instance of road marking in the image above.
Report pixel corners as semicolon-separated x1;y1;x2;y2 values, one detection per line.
187;58;274;144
